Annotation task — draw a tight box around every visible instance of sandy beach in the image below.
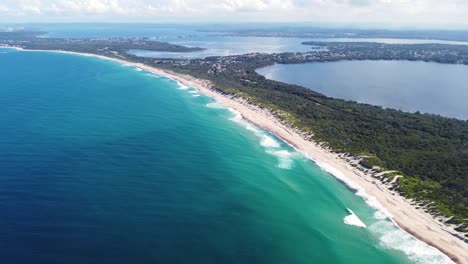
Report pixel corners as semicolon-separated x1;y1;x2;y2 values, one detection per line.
145;62;468;264
7;47;467;263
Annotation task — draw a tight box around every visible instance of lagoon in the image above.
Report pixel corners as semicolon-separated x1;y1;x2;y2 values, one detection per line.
257;60;468;120
30;24;468;59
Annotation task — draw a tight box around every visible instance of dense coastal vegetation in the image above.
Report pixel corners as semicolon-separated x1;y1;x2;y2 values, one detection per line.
1;32;466;238
145;43;468;238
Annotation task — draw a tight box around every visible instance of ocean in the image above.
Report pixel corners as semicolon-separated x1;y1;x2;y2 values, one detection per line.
0;48;452;263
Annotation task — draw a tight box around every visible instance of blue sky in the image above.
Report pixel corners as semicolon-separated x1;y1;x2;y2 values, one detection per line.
1;0;468;28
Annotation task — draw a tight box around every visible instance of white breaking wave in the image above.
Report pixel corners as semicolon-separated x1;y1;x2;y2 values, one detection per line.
116;57;452;263
135;67;143;72
343;209;367;228
228;108;242;120
176;81;190;90
228;108;261;134
146;73;161;78
260;135;281;148
206;102;224;109
206;102;257;132
373;211;388;220
266;149;294;169
369;220;453;264
174;81;199;96
209;104;295;169
225;108;295;169
313;160;454;263
312;160;394;220
177;85;189;90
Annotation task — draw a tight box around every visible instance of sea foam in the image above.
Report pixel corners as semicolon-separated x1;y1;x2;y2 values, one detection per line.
314;160;454;263
200;95;451;263
228;108;261;134
206;102;225;109
172;80;200;97
176;81;190;90
266;149;294;169
202;98;449;264
369;220;453;264
167;64;451;263
260;135;281;148
343;209;367;228
312;160;394;220
206;102;296;169
146;73;161;78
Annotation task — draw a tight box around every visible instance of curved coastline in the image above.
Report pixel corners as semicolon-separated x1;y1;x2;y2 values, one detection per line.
6;46;467;263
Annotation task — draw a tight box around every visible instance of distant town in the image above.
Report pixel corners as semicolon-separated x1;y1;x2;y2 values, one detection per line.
0;30;203;53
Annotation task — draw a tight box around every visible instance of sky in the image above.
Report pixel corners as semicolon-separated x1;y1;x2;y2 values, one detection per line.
1;0;468;28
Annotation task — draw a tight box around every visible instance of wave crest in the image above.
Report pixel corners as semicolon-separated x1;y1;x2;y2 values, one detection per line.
206;102;224;109
343;209;367;228
260;135;280;148
369;221;453;264
266;150;294;169
176;81;190;90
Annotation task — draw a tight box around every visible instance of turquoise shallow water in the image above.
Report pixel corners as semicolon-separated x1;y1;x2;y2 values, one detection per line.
0;48;452;263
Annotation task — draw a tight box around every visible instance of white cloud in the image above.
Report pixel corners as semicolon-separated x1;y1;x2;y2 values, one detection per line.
221;0;268;12
0;5;9;13
1;0;468;27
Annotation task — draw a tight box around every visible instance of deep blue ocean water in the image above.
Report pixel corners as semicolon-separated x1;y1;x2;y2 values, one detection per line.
257;60;468;120
0;48;452;263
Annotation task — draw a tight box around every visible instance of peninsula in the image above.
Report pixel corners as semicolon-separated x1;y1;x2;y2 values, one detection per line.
2;31;467;263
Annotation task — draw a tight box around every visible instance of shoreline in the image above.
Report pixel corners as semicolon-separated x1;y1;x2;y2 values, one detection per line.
4;46;467;263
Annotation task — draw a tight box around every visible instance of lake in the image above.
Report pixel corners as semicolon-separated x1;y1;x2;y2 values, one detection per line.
256;60;468;120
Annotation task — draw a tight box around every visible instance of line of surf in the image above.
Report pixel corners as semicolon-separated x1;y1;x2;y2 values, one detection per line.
8;47;459;263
